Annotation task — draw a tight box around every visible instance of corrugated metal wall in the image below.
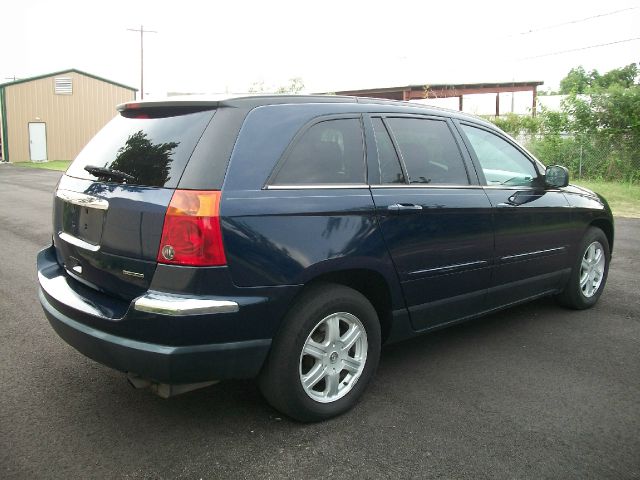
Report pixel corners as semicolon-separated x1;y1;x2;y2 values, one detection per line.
4;71;135;162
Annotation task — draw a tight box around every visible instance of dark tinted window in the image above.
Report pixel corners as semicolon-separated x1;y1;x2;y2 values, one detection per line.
385;118;469;185
271;118;365;185
461;124;538;186
66;110;215;188
372;118;405;184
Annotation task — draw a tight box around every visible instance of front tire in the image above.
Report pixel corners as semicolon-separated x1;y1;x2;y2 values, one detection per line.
259;283;381;422
556;226;610;309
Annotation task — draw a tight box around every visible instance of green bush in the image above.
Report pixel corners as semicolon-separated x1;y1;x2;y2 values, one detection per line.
489;64;640;182
524;133;640;182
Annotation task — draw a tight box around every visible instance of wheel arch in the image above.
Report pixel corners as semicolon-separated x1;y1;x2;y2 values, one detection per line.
298;269;397;344
590;218;614;254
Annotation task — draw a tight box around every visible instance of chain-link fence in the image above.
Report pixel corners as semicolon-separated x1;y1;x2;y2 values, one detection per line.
517;132;640;182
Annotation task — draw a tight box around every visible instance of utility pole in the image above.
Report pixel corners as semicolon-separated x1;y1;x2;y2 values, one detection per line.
127;25;157;99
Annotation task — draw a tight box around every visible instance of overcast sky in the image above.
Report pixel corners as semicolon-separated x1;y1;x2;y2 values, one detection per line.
1;0;638;97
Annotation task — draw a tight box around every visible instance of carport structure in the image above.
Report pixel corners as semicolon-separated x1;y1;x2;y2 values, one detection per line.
333;81;544;116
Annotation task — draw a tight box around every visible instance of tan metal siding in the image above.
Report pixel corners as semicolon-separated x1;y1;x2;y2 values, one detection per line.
5;71;135;162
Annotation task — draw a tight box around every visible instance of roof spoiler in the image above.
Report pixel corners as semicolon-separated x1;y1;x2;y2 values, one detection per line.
116;94;358;113
116;99;222;113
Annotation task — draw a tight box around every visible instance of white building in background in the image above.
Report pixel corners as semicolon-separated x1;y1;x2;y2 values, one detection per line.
536;95;566;112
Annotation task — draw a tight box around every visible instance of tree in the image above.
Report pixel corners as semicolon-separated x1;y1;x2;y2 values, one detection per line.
248;81;265;93
248;78;305;94
559;63;639;94
559;66;591;94
110;131;178;186
492;63;640;181
491;113;541;137
545;80;640;180
594;63;638;90
275;77;305;94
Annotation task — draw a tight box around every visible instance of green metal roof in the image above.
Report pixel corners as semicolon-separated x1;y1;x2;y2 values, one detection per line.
0;68;137;91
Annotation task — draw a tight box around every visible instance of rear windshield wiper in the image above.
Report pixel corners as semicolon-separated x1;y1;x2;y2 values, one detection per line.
84;165;136;183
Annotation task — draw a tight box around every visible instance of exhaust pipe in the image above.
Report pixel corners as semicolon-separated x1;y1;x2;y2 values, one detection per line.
127;373;219;398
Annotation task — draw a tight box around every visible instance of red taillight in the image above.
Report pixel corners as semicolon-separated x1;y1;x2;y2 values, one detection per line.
157;190;226;266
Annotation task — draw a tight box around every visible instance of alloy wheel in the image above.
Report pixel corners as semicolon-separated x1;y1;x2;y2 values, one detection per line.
299;312;368;403
579;241;605;298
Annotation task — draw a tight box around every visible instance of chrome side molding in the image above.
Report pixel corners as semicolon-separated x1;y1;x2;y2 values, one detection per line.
56;189;109;210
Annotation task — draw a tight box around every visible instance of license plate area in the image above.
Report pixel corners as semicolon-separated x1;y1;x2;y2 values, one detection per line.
56;189;109;247
61;203;105;245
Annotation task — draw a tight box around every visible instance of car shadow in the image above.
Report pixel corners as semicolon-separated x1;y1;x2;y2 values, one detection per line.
42;295;565;436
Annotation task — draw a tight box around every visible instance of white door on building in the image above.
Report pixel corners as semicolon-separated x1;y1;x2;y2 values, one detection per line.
28;122;47;162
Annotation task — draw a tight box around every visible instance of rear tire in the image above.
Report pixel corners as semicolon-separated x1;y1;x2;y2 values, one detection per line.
259;283;381;422
556;226;610;309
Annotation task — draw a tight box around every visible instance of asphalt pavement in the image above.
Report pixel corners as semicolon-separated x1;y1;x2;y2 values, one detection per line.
1;164;639;479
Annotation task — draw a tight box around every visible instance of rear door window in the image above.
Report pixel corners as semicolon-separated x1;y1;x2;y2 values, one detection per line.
66;109;215;188
270;118;366;185
385;118;469;185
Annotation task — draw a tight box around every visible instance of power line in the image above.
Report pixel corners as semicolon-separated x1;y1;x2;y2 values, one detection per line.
515;6;638;36
127;25;157;99
518;36;640;60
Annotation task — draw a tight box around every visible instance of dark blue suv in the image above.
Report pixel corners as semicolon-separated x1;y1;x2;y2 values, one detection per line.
37;95;613;421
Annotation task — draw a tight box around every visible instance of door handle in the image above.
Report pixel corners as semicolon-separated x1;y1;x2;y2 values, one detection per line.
388;203;423;212
497;192;541;207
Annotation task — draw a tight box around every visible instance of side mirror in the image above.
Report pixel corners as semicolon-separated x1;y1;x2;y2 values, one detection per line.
545;165;569;188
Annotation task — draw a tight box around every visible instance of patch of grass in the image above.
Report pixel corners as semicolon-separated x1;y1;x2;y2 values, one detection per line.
572;180;640;218
13;160;71;171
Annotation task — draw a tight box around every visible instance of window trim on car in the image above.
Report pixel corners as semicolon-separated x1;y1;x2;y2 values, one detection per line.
368;184;485;189
264;184;371;190
367;115;409;185
368;113;476;188
453;120;546;189
263;114;368;189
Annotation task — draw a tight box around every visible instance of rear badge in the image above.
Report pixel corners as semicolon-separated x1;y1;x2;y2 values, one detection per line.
123;270;145;279
161;245;175;261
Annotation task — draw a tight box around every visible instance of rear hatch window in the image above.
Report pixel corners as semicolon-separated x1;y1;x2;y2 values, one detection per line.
54;107;216;300
66;109;215;188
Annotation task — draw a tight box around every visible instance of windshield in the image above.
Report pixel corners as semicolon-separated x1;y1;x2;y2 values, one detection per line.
66;110;215;188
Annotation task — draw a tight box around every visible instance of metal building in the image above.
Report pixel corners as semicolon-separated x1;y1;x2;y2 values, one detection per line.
0;69;137;163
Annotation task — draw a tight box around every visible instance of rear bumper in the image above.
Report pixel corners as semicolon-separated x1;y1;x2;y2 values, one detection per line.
40;289;270;383
37;246;275;384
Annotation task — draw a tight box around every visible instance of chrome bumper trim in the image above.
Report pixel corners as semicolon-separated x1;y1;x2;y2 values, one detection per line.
134;293;239;316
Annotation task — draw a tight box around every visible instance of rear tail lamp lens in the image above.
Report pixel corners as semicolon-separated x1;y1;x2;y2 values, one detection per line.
157;190;226;266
